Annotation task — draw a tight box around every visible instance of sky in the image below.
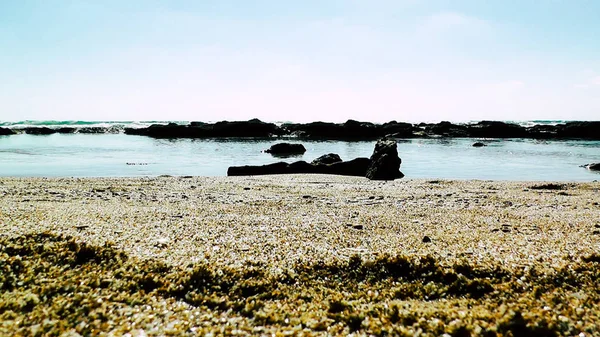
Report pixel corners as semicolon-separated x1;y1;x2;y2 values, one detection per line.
1;0;600;123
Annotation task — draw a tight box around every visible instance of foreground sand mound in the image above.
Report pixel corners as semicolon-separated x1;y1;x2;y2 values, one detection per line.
1;233;600;336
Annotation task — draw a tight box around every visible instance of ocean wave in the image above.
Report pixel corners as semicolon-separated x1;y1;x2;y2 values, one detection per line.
0;120;186;130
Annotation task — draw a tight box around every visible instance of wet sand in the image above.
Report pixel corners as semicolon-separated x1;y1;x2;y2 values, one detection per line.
1;176;599;336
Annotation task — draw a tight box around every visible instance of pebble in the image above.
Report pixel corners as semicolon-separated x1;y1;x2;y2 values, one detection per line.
155;238;170;248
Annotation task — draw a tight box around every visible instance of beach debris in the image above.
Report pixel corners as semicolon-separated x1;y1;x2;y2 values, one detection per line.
311;153;342;165
365;139;404;180
530;183;565;190
75;225;89;230
472;142;486;147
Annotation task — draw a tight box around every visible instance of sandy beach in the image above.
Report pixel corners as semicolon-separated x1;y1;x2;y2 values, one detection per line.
1;175;599;336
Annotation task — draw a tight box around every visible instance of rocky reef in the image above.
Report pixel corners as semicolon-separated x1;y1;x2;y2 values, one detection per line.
4;119;600;140
125;120;600;140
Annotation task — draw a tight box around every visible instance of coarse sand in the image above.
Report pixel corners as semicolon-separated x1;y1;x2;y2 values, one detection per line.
1;175;599;336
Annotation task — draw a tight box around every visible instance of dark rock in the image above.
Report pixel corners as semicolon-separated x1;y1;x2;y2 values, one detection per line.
125;119;281;138
227;157;370;177
472;142;486;147
282;119;383;140
422;236;432;243
0;127;15;136
265;143;306;156
122;119;600;140
352;224;364;230
381;121;415;138
365;139;404;180
556;121;600;140
467;121;528;138
427;121;470;137
325;158;370;176
287;160;315;173
56;127;76;134
78;127;109;134
582;163;600;171
528;124;558;139
212;119;281;137
311;153;342;165
227;162;292;176
22;127;57;135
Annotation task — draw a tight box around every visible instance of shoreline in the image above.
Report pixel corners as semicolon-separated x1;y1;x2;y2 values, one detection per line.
1;175;600;335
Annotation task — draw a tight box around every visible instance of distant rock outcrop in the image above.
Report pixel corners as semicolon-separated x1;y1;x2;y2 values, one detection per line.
467;121;528;138
125;119;280;138
472;142;486;147
124;119;600;140
23;127;57;135
0;127;15;136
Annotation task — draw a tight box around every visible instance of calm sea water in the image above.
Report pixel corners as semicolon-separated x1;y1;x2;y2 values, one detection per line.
1;133;599;181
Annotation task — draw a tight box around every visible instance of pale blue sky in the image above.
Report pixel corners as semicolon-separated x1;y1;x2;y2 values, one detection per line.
1;0;599;122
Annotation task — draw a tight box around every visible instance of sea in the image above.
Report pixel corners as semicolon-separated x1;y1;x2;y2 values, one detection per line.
1;120;599;181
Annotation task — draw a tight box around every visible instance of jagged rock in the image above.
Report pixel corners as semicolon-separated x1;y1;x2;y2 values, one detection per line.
365;139;404;180
311;153;342;165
